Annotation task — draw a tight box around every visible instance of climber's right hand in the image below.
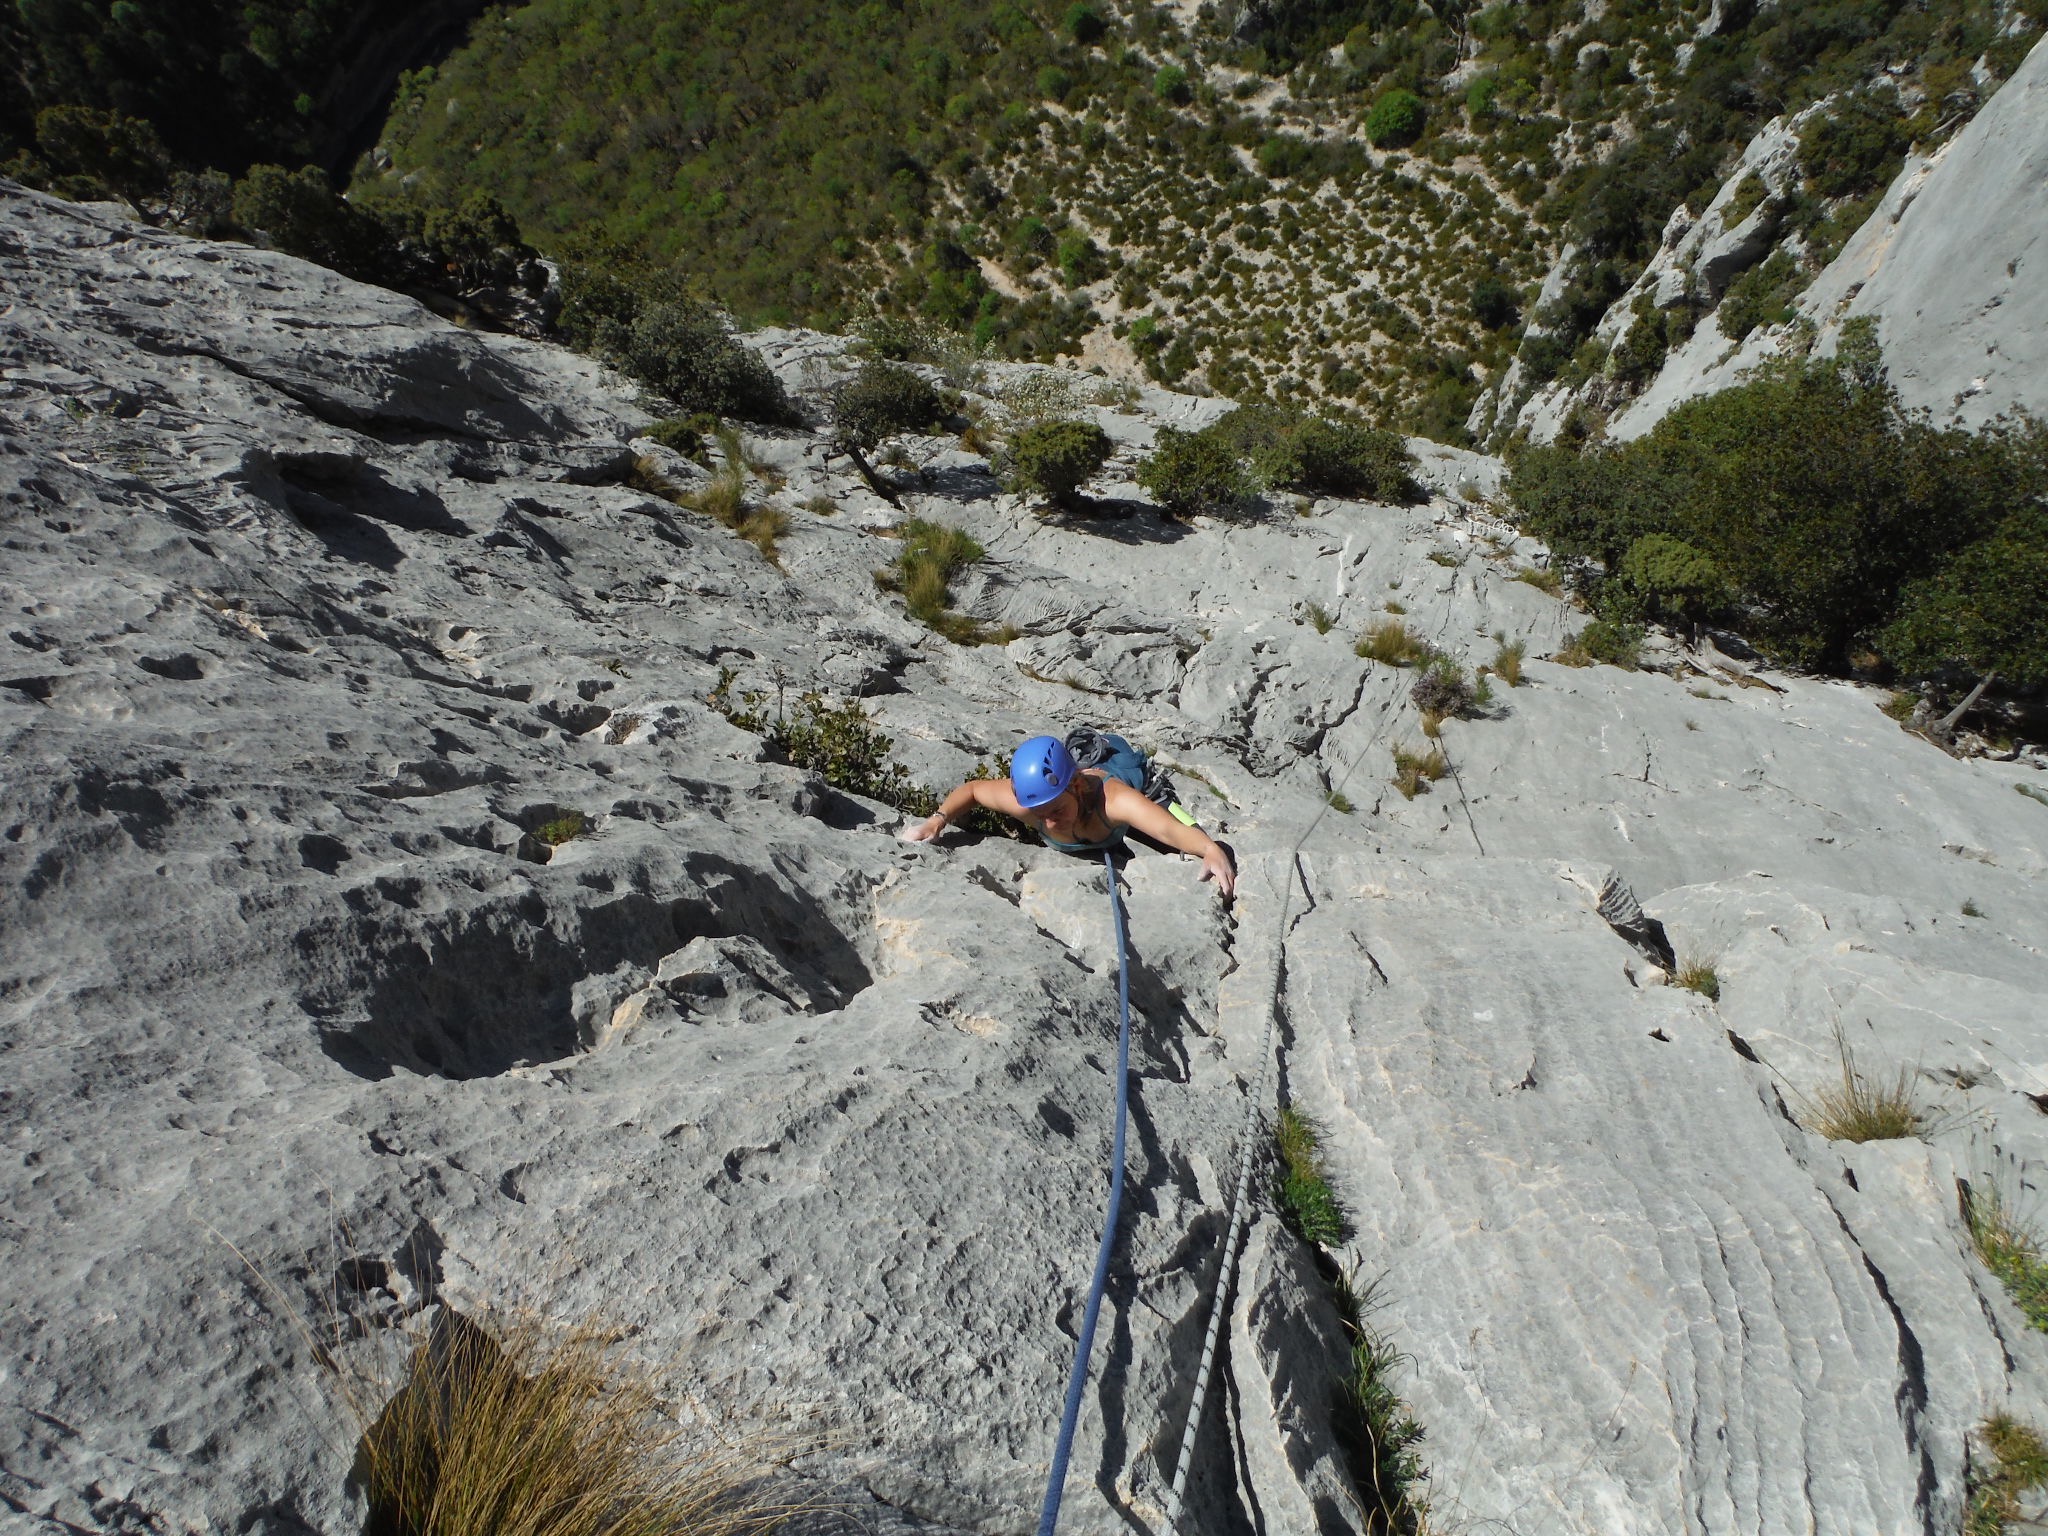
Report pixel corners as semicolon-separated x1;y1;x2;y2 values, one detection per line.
903;811;949;843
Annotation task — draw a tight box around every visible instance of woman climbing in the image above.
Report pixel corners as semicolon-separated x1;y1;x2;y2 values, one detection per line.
906;733;1236;897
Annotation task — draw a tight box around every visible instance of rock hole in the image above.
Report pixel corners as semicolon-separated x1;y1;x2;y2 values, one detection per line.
137;653;205;681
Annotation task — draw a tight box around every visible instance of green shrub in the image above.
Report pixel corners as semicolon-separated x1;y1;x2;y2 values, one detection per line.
1365;90;1425;149
617;300;796;424
644;418;704;458
30;104;172;205
1274;1107;1345;1246
711;673;934;813
1203;407;1416;501
1555;618;1643;669
1055;230;1107;287
1799;91;1907;200
1064;3;1106;43
831;361;945;451
1470;274;1518;330
1409;654;1476;717
1508;334;2039;670
232;163;390;278
1330;1272;1429;1532
1620;533;1730;624
1257;135;1315;178
1153;64;1190;103
1137;426;1255;519
1881;505;2048;690
535;812;585;847
1037;65;1072;101
1718;249;1802;341
1004;419;1113;507
1968;1414;2048;1536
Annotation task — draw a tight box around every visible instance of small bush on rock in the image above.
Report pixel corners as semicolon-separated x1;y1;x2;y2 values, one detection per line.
831;361;945;451
1621;534;1730;626
1365;90;1425;149
1555;619;1643;669
1409;655;1476;718
1137;427;1255;519
1004;419;1113;508
617;300;796;424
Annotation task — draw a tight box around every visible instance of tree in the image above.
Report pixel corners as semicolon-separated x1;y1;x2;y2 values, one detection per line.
830;360;945;502
1882;505;2048;726
1365;90;1425;149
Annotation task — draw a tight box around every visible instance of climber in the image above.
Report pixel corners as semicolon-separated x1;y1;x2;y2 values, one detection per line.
906;733;1237;897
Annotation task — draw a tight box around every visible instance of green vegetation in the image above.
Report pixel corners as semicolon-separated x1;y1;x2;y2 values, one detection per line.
1137;427;1256;519
1672;957;1720;1001
1330;1271;1430;1533
1513;565;1565;597
1488;637;1526;687
679;431;789;563
1966;1184;2048;1333
1364;89;1426;149
1553;619;1642;670
1327;789;1353;814
535;812;586;848
644;418;708;459
1201;407;1419;501
564;280;796;424
1968;1415;2048;1536
1511;333;2048;683
1304;603;1335;635
1409;654;1477;719
1274;1107;1344;1247
833;362;946;449
877;519;998;644
710;672;935;814
1003;419;1112;508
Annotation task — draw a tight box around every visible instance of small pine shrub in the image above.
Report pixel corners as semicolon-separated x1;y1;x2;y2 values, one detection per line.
1004;419;1112;507
1136;426;1255;519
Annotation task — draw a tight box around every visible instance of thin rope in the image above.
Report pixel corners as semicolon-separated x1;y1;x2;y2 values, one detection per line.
1036;847;1136;1536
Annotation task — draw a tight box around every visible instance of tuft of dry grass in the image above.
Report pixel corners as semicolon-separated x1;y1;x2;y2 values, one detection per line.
1357;619;1428;667
1513;565;1563;596
1968;1413;2048;1536
1489;637;1525;687
350;1308;801;1536
1803;1025;1922;1143
1390;742;1447;800
1419;709;1447;739
681;430;787;565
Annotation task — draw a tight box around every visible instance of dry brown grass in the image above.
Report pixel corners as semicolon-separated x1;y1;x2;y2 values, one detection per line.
1489;637;1525;687
682;431;786;565
1357;619;1428;667
1802;1026;1923;1143
1390;742;1447;799
350;1308;804;1536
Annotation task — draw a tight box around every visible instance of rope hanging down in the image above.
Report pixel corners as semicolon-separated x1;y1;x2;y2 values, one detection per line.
1036;849;1135;1536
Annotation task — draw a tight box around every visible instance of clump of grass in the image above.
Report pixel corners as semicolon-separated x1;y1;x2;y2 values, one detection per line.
1274;1106;1344;1247
1329;1272;1429;1532
1513;565;1563;596
1357;619;1428;666
1327;789;1353;814
350;1308;796;1536
801;494;838;517
1968;1414;2048;1536
1390;742;1447;800
1965;1184;2048;1334
1382;599;1407;615
681;430;788;564
877;518;996;644
1489;636;1525;687
1962;897;1985;918
535;812;585;847
1881;690;1919;722
1305;601;1335;634
1803;1025;1922;1143
1425;549;1462;568
1673;956;1720;1001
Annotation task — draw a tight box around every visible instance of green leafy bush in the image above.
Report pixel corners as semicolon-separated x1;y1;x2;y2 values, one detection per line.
1055;230;1107;287
711;673;934;813
1717;249;1802;342
1470;274;1518;331
1137;426;1255;519
1555;618;1643;669
1799;91;1908;200
1153;64;1190;103
1063;3;1106;43
1620;533;1730;624
1509;336;2041;669
232;163;389;277
831;361;945;450
615;300;796;424
1203;407;1416;501
1881;505;2048;689
644;418;705;458
1004;419;1113;507
1365;90;1425;149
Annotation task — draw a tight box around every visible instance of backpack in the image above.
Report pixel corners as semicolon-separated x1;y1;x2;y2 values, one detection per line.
1063;727;1182;813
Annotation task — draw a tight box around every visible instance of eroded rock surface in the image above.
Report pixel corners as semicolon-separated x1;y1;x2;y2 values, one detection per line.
4;182;2047;1536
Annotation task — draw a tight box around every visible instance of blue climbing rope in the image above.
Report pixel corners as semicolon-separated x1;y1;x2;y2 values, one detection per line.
1035;849;1134;1536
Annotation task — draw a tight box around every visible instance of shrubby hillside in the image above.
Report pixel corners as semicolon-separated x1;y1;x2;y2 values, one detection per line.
361;0;2043;437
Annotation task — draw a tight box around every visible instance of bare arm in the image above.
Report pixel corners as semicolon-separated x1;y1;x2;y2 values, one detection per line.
1102;780;1236;896
903;777;1023;841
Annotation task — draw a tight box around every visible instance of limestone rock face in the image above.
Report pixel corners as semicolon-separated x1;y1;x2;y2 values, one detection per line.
5;181;2048;1536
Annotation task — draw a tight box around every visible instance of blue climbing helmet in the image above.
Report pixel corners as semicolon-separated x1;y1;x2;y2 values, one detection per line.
1012;734;1078;809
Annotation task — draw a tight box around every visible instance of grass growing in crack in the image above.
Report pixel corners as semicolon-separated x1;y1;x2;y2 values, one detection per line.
1967;1414;2048;1536
1305;602;1335;634
1489;637;1525;687
1966;1184;2048;1334
1513;565;1564;596
1390;743;1447;800
877;518;1007;645
1328;790;1354;814
678;430;788;564
1274;1107;1345;1248
349;1307;798;1536
1802;1025;1922;1143
1673;957;1720;1001
1963;898;1986;918
1330;1272;1430;1534
535;812;585;847
1357;620;1428;667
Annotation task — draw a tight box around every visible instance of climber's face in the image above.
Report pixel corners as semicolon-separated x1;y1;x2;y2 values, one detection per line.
1036;782;1081;833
